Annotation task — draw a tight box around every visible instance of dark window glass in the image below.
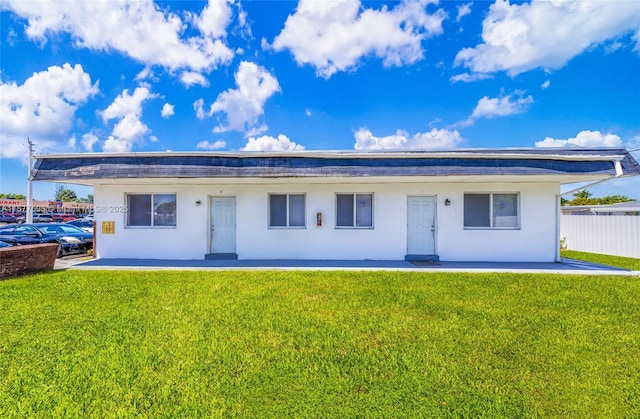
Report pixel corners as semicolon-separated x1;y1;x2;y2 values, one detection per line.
269;195;287;227
128;194;152;226
288;194;305;227
336;194;354;227
464;194;490;227
464;193;519;228
337;194;373;228
270;194;305;227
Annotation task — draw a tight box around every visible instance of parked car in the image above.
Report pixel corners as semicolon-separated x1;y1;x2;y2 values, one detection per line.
52;213;77;222
33;213;54;223
15;213;54;223
0;223;93;257
67;218;95;232
0;213;17;223
0;240;12;248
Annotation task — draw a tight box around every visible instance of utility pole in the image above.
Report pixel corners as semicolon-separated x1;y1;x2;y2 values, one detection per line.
26;138;35;224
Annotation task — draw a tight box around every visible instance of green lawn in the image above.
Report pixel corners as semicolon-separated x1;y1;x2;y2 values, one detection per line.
561;249;640;271
1;270;639;418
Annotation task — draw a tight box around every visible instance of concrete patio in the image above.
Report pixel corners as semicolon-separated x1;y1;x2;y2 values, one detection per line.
62;257;639;276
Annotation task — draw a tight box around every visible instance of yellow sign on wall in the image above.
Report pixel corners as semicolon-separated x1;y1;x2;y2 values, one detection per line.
102;221;115;234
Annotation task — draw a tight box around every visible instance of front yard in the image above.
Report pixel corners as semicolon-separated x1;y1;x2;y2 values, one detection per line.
1;270;638;417
561;249;640;271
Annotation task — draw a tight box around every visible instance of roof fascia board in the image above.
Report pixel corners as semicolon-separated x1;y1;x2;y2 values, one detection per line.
33;149;627;162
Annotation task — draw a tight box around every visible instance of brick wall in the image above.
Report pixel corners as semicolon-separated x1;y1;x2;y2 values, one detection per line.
0;244;58;279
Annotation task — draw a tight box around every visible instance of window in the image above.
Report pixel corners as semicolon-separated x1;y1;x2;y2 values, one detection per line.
0;226;16;235
15;225;40;235
127;194;176;227
464;193;519;228
269;194;305;228
336;193;373;228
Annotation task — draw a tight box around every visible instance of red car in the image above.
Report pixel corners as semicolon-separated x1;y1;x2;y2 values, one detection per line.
52;213;77;222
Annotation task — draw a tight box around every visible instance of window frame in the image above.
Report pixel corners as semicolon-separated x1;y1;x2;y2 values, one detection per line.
463;192;520;230
335;193;374;229
125;193;177;228
268;193;306;229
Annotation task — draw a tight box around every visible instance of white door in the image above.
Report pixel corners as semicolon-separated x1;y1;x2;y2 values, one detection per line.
407;196;436;255
210;197;236;254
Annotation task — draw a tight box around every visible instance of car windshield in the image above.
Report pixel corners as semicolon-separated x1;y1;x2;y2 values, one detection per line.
15;226;41;235
39;225;85;234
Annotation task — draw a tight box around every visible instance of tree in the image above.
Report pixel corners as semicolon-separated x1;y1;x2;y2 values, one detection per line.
573;190;592;199
54;184;77;202
598;195;634;205
0;193;26;200
564;189;635;206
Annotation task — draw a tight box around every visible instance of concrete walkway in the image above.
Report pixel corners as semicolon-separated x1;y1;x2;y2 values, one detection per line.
64;257;639;276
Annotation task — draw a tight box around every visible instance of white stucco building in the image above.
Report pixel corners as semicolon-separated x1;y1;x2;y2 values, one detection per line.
32;148;640;262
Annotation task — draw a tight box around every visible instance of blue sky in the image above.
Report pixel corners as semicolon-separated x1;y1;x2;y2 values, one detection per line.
1;0;639;200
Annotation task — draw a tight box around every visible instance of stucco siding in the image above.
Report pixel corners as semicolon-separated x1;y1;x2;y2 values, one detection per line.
93;180;559;262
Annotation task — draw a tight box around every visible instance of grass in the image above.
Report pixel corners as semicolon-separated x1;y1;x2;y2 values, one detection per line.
1;270;639;418
561;249;640;271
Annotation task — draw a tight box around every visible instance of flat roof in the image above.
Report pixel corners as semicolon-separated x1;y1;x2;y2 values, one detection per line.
32;147;640;184
34;147;630;161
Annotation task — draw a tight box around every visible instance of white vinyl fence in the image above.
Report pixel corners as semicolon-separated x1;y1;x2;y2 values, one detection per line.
560;215;640;258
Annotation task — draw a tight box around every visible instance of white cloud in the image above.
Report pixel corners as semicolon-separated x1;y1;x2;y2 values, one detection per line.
6;28;17;46
161;103;175;119
450;72;492;84
190;0;233;39
535;130;623;148
194;98;207;119
456;3;472;23
112;114;150;143
180;71;210;88
197;140;227;150
455;0;640;76
100;86;157;152
305;108;312;117
604;41;624;54
354;127;463;150
0;63;98;159
541;80;550;89
101;87;155;121
81;132;99;151
135;67;151;81
471;92;533;119
134;67;158;82
242;134;305;151
269;0;446;78
234;2;252;39
5;0;235;74
103;136;131;153
197;61;280;135
67;135;76;148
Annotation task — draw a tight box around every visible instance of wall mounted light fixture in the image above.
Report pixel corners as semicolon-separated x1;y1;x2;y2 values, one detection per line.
444;199;451;206
195;200;202;206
